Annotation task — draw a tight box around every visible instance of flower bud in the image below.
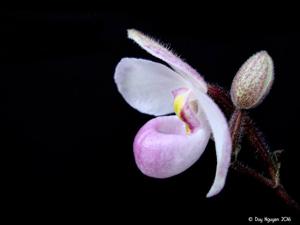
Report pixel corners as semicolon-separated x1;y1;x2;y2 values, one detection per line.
230;51;274;109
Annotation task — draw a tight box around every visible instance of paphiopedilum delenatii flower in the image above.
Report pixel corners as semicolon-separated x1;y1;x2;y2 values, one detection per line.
114;29;232;197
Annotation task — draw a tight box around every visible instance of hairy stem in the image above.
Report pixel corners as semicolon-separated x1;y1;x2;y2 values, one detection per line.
229;109;244;160
231;161;300;212
243;114;277;181
207;84;299;211
207;84;234;117
208;84;277;179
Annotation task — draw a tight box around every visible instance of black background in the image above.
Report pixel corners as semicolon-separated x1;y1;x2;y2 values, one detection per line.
1;10;299;222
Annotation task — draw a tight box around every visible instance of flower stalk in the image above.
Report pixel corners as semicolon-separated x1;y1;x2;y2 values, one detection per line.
232;161;300;211
243;115;278;182
229;109;244;161
208;84;300;212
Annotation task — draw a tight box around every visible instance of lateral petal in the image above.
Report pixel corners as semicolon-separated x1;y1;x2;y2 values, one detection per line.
194;90;232;197
114;58;188;116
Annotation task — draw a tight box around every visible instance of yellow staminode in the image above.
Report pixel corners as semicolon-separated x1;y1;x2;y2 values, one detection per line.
173;93;191;134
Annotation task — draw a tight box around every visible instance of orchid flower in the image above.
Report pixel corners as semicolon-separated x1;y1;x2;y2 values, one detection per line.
114;29;232;197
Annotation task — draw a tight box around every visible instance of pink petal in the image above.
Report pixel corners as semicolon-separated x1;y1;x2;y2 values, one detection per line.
134;116;210;178
127;29;207;93
194;90;232;197
114;58;188;116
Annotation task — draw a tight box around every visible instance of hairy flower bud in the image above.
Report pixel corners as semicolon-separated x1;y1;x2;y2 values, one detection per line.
230;51;274;109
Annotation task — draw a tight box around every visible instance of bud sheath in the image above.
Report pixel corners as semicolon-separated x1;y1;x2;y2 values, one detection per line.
231;51;274;109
